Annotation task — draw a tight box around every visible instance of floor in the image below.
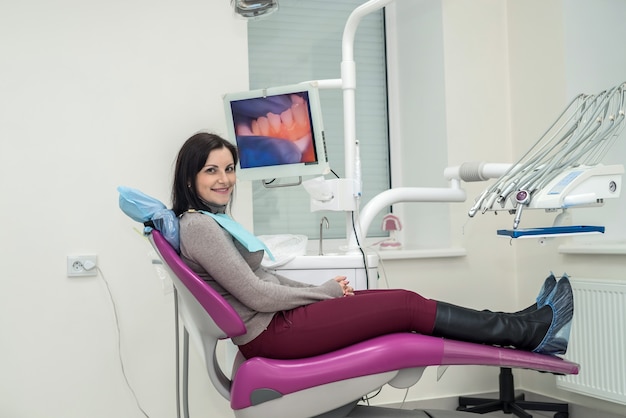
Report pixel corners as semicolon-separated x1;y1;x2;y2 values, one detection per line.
387;392;625;418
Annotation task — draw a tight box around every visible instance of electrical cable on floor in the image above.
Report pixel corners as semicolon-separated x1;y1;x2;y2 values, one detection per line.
399;387;410;409
361;387;382;404
97;266;151;418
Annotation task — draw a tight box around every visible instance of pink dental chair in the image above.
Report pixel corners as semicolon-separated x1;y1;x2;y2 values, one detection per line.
147;229;579;418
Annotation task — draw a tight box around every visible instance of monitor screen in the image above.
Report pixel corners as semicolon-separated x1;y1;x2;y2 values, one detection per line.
223;83;330;181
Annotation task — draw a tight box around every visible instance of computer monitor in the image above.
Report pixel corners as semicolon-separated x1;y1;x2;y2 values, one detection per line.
223;83;330;181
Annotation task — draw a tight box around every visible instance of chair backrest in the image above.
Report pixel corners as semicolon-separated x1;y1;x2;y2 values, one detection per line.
149;229;246;399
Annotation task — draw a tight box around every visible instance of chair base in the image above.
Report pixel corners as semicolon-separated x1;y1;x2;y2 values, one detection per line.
456;367;569;418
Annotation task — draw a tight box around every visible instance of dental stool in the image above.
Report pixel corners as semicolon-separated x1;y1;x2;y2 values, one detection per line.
146;229;579;418
457;366;570;418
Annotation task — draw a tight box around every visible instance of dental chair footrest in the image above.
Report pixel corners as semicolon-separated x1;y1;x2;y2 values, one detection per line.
231;333;579;410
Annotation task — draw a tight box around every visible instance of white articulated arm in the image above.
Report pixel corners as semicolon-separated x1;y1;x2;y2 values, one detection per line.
350;185;466;250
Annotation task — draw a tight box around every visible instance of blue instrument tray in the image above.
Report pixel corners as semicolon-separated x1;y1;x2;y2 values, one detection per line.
497;225;605;239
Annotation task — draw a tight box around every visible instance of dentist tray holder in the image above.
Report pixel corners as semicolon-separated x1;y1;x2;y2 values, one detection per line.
457;83;626;238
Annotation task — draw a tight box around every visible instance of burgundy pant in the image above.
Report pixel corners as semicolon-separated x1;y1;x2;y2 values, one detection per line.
238;289;437;359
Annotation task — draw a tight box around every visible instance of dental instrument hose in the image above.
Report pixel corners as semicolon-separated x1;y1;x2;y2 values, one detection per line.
351;204;370;288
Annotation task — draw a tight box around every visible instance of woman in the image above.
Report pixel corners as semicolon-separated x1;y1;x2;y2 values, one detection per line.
172;132;573;360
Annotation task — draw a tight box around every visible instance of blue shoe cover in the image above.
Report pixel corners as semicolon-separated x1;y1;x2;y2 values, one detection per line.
536;273;556;307
532;275;574;355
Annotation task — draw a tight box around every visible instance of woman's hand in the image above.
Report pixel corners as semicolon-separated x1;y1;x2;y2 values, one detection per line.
334;276;354;297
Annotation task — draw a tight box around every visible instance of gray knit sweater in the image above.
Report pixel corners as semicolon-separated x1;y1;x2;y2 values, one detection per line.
179;211;343;345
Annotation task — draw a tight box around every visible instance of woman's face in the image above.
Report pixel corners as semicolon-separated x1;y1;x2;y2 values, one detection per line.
195;147;236;206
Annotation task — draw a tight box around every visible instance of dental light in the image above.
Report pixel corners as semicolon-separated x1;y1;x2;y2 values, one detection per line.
231;0;278;19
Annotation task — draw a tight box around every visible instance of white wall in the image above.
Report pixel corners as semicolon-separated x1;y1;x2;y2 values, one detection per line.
0;1;248;417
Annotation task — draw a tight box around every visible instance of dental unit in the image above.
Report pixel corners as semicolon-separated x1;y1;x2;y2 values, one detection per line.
300;0;626;245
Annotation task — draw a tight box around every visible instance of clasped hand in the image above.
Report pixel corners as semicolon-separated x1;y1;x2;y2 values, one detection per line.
334;276;354;297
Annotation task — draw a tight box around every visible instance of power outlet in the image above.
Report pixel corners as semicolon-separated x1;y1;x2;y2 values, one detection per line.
67;255;98;277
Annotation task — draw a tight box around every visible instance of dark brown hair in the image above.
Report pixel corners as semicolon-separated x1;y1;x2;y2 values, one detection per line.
171;132;238;216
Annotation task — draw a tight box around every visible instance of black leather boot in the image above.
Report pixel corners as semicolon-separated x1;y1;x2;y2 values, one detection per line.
432;302;553;351
434;276;573;355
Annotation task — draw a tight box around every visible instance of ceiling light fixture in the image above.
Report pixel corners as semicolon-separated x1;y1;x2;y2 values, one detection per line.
231;0;279;20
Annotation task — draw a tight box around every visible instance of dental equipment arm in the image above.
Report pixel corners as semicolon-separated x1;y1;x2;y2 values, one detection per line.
352;185;467;250
340;0;395;242
465;83;626;229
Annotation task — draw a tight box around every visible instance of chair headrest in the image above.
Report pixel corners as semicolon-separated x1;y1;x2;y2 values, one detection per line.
117;186;180;252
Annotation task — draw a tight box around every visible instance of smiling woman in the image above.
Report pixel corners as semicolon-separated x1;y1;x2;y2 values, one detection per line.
195;148;236;207
172;132;239;217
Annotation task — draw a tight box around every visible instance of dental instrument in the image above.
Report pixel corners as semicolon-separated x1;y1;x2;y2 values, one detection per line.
464;83;626;229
